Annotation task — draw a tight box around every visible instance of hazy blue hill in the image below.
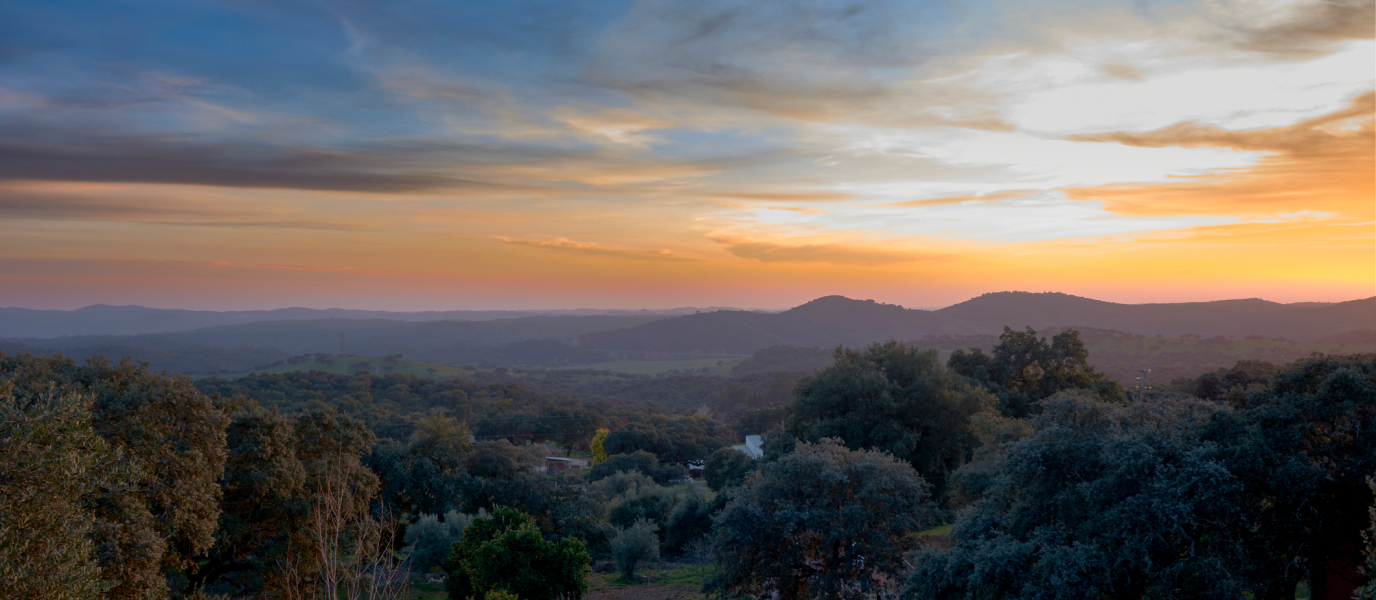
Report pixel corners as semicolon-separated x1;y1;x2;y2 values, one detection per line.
0;304;721;338
8;293;1371;376
577;310;813;353
935;292;1376;341
22;315;667;356
779;296;989;340
578;296;986;354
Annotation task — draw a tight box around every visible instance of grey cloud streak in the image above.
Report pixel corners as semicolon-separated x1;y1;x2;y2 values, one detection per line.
0;191;373;231
1213;0;1375;57
582;0;945;120
0;135;481;192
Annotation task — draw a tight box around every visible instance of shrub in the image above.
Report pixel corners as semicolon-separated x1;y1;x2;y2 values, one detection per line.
611;519;660;581
404;510;474;573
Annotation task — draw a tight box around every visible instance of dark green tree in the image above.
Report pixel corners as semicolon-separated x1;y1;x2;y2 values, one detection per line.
660;485;726;559
1201;353;1376;600
446;506;589;600
592;471;677;530
702;446;754;491
187;397;308;593
787;341;993;495
587;450;686;485
0;383;135;599
948;327;1125;416
611;518;659;581
405;510;472;574
1359;476;1376;600
188;403;381;596
905;394;1255;600
706;439;937;600
0;353;229;600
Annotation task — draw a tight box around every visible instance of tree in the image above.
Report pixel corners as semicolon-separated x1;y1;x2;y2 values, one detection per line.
0;383;135;600
603;415;733;464
299;456;408;600
593;472;676;530
612;519;660;581
188;396;308;594
590;428;609;465
446;506;590;600
408;411;473;473
405;511;474;574
787;341;993;495
1201;353;1376;600
703;447;754;491
463;440;539;480
706;439;937;600
660;485;725;559
905;393;1255;599
0;353;229;600
587;450;686;485
1359;476;1376;600
948;327;1124;416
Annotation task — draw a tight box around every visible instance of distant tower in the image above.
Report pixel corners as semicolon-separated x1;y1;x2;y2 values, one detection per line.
1135;368;1151;400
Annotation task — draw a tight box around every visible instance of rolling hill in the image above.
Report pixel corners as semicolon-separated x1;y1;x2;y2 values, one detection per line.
0;304;731;338
4;292;1370;377
578;293;1376;354
936;292;1375;340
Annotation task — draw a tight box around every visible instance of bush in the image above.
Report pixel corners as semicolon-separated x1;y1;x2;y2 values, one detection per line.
593;472;677;530
588;450;686;485
707;439;937;600
404;510;473;573
703;447;754;491
446;507;589;600
612;519;660;581
661;485;727;559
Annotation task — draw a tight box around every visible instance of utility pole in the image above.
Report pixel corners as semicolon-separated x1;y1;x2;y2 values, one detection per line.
1135;368;1151;401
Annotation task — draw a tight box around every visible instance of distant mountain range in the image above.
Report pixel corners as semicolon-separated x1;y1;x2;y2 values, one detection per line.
581;293;1376;352
1;292;1370;375
0;304;743;338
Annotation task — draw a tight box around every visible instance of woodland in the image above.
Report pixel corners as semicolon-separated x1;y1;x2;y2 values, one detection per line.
1;324;1374;600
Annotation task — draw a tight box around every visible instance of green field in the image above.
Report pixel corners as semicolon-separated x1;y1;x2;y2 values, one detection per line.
202;356;473;380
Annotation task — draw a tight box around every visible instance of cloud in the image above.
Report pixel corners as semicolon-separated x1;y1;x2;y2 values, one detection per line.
496;237;698;261
0;134;469;192
878;189;1040;208
0;183;374;230
1206;0;1375;57
582;0;940;121
713;237;926;265
1064;92;1374;217
551;106;673;147
1067;91;1374;153
693;190;862;203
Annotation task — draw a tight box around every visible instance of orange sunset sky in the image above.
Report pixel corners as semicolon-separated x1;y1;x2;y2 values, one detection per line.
0;0;1372;310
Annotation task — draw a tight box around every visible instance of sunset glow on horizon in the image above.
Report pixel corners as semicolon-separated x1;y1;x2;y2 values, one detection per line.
1;0;1372;311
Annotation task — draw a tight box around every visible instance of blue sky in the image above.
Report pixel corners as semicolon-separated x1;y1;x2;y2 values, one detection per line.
0;0;1371;309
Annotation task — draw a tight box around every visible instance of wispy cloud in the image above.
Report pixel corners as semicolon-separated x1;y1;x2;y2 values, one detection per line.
496;237;698;261
712;237;928;266
1065;92;1374;217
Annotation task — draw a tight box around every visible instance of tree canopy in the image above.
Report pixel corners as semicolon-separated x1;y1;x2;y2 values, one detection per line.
948;327;1125;416
707;439;938;600
446;506;590;600
906;393;1253;599
787;341;993;495
1;353;229;600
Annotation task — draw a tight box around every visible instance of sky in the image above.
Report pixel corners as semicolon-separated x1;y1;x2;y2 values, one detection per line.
0;0;1372;311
